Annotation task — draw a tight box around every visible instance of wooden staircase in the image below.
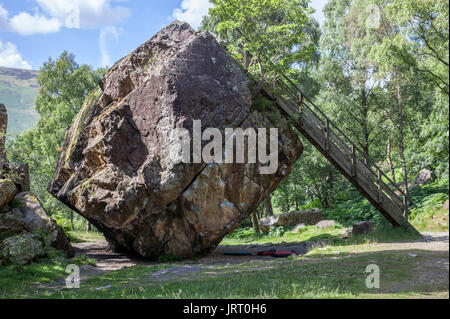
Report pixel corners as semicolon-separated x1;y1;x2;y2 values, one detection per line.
261;75;419;231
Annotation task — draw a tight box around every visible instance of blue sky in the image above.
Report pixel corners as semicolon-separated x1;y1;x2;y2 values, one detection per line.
0;0;327;71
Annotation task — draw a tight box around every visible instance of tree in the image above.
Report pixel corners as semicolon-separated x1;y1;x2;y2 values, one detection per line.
382;0;449;96
208;0;317;91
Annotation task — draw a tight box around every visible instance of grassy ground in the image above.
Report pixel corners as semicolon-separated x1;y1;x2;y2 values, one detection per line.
2;235;447;299
1;224;446;299
0;252;96;298
66;231;105;243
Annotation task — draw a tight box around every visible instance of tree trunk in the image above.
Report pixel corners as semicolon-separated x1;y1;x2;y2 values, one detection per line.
386;138;396;183
86;221;91;233
70;211;74;231
361;86;370;161
265;194;274;216
396;83;409;201
251;213;260;235
293;183;299;210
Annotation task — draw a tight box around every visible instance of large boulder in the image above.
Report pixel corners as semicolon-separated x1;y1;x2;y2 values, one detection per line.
0;233;45;265
415;169;436;185
48;21;303;259
260;208;322;233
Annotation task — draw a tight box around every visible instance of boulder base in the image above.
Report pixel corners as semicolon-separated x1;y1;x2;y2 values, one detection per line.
48;21;303;259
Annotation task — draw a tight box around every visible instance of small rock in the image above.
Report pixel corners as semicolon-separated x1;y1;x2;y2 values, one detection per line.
96;285;112;290
316;220;336;229
415;169;436;185
0;208;25;236
339;229;352;238
293;223;306;233
0;233;45;265
408;254;417;258
442;199;449;211
352;221;373;236
13;192;74;257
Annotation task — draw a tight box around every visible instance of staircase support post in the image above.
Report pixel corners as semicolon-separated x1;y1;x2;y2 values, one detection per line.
403;196;409;222
377;170;383;203
324;119;330;151
351;145;357;177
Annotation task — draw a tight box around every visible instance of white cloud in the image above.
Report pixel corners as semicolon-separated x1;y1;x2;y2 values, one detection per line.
99;26;121;67
172;0;213;29
9;12;61;35
0;40;32;69
36;0;131;29
0;0;131;35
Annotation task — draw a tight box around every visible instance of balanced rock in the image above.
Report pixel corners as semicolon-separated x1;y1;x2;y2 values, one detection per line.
260;208;322;233
48;21;303;259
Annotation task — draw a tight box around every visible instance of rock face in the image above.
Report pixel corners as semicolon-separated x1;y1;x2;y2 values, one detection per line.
260;209;322;233
0;105;74;263
0;179;18;208
14;192;74;254
415;169;436;185
48;21;303;259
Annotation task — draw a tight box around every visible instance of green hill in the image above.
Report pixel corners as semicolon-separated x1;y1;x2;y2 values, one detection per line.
0;66;40;138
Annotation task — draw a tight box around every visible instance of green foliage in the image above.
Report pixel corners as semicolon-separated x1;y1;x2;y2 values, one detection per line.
207;0;319;82
268;226;288;237
409;178;449;231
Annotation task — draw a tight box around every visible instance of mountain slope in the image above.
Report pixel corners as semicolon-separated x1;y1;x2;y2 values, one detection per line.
0;66;40;138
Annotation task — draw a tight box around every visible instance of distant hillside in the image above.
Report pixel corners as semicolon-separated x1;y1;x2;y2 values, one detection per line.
0;66;40;138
